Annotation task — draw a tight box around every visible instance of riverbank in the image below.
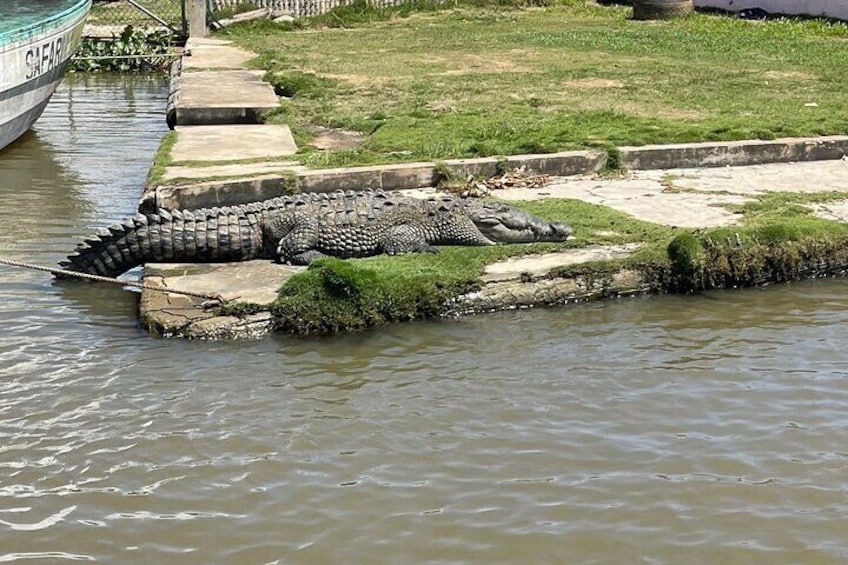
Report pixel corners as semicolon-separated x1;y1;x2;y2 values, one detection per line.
135;1;848;339
139;158;848;339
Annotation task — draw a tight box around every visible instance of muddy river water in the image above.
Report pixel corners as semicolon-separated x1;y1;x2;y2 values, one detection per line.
0;74;847;564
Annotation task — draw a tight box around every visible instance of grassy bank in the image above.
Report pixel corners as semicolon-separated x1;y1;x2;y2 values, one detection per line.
236;191;848;335
220;0;848;168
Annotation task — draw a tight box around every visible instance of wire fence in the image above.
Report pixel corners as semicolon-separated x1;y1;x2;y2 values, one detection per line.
87;0;435;35
208;0;431;19
89;0;187;32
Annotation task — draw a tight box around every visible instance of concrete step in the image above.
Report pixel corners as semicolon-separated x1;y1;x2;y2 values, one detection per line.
182;37;256;70
171;124;297;162
168;69;280;126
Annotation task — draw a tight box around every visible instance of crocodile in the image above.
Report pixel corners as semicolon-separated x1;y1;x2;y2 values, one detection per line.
60;190;572;277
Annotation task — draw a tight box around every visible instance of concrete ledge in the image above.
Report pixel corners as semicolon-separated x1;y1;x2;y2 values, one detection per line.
144;136;847;213
182;37;256;70
298;166;384;193
448;268;653;316
147;175;297;213
137;246;643;339
620;136;848;170
147;150;605;211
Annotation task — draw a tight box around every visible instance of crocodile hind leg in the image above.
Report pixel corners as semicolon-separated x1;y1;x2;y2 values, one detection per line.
379;224;439;256
262;211;322;264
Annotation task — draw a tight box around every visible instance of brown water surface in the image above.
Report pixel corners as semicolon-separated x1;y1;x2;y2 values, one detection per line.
1;74;847;564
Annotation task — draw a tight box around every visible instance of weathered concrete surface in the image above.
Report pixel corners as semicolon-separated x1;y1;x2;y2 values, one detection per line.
182;37;256;70
141;261;304;339
810;200;848;222
482;244;643;282
450;268;652;316
170;125;297;162
496;159;848;228
144;174;297;213
170;70;279;126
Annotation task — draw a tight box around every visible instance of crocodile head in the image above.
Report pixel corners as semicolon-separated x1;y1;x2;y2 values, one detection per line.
466;201;572;243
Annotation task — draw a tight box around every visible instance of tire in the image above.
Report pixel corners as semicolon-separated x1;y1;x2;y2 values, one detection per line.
632;0;694;20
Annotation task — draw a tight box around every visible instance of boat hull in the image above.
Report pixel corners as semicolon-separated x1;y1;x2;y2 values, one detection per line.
0;0;91;151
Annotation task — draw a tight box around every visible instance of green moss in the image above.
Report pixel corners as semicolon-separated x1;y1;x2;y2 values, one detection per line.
266;70;341;100
664;219;848;292
272;257;474;334
667;232;706;274
754;223;802;245
215;301;268;317
147;131;177;187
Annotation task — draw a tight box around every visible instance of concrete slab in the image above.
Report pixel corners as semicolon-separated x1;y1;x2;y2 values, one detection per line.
172;70;279;125
496;177;748;228
482;244;642;282
495;160;848;228
633;159;848;194
810;200;848;222
183;37;257;70
139;261;304;338
145;260;303;304
171;125;297;162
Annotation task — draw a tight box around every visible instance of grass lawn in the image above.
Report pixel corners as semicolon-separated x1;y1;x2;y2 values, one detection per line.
219;0;848;169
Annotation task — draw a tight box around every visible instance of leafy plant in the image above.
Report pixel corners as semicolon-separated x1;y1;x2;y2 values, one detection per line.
71;26;175;72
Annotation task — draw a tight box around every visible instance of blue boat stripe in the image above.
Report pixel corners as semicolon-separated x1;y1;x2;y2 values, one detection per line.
0;61;69;103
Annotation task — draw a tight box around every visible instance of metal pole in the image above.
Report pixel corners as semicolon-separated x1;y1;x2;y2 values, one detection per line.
189;0;208;38
181;0;188;38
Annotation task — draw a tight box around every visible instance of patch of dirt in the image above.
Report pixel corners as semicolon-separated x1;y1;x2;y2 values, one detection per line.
307;127;368;151
323;73;393;87
763;70;818;81
429;53;537;75
574;98;705;120
562;78;625;89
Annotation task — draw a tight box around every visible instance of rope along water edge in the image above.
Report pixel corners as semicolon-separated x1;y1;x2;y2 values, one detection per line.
0;257;227;304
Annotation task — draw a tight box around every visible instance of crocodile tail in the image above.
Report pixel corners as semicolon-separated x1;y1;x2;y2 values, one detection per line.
59;207;264;277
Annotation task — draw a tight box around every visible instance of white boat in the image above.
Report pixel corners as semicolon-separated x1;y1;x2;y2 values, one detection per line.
0;0;91;152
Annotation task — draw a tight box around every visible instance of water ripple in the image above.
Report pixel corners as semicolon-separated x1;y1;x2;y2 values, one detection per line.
2;76;848;563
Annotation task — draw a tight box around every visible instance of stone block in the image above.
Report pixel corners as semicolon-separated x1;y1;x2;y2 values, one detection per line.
297;167;383;193
620;136;848;170
381;162;437;190
442;157;500;179
155;174;295;210
171;124;297;162
505;150;607;176
172;70;279;126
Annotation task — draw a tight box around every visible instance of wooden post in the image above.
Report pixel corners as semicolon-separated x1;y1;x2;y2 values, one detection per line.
189;0;207;38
